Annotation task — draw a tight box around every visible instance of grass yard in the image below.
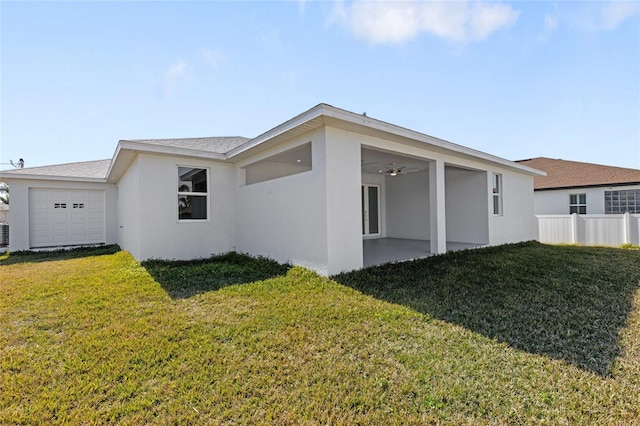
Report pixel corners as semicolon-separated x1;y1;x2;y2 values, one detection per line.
1;242;639;424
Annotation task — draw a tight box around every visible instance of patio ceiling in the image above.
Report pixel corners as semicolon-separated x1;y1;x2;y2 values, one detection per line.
361;147;430;175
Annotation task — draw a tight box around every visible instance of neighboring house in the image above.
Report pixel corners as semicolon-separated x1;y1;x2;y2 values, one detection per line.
0;103;543;275
516;157;640;215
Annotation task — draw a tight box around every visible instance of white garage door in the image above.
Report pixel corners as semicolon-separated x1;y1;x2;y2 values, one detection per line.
29;188;105;248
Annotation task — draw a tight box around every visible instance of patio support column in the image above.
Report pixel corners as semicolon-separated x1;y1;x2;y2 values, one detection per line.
429;159;447;254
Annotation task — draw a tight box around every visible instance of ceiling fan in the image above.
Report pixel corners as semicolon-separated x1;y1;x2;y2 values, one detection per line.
385;162;418;176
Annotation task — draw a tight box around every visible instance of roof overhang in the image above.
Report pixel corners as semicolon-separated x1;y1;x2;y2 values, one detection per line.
0;172;105;183
106;140;228;183
535;181;640;191
228;103;546;177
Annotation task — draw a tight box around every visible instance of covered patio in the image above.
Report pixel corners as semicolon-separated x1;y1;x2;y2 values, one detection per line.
360;146;490;268
363;238;483;267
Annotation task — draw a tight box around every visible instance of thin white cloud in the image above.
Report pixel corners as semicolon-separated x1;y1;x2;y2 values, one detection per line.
330;0;519;45
297;0;309;15
201;48;226;69
162;61;187;98
601;1;639;30
469;2;519;41
537;13;559;42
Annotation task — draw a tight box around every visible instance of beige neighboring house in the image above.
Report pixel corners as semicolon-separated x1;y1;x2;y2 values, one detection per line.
0;103;544;275
516;157;640;215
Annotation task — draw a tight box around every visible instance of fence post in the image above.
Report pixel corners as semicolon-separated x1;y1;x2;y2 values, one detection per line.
623;212;631;245
571;213;578;244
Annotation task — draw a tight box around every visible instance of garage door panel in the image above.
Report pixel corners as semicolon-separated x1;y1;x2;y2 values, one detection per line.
52;222;70;231
70;222;87;231
30;188;105;248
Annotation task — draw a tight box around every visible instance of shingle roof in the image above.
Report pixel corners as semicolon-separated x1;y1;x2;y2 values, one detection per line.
0;159;111;179
516;157;640;190
121;136;251;154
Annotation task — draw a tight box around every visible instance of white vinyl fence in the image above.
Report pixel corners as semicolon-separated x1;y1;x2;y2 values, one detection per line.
537;213;640;246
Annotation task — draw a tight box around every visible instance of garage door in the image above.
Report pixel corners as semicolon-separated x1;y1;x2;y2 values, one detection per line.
29;189;105;248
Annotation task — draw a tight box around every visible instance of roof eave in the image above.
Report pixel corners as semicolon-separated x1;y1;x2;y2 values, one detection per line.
106;140;229;182
0;172;106;183
535;181;640;191
227;104;326;159
228;103;546;176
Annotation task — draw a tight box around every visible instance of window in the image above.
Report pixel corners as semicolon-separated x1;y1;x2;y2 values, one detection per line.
492;173;502;216
178;167;208;220
569;193;586;214
54;203;67;209
605;189;640;214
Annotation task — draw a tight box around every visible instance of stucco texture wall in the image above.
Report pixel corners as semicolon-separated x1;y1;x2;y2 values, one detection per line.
235;129;332;274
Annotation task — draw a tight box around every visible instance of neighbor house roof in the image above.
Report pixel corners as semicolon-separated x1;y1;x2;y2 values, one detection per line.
0;159;112;182
516;157;640;190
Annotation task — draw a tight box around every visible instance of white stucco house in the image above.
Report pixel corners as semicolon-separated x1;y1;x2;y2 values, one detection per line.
0;104;544;275
516;157;640;215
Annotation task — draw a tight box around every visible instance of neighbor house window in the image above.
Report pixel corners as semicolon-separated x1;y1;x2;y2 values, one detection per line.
605;189;640;214
492;173;502;216
569;194;586;214
178;167;208;220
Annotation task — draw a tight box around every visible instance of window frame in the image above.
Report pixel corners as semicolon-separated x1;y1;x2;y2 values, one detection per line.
569;193;587;215
492;173;503;216
177;165;210;222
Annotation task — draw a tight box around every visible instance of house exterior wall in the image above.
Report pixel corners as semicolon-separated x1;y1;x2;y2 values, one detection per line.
132;153;235;260
235;128;331;274
116;156;142;259
385;170;430;240
487;166;537;245
4;178;117;251
324;128;363;274
445;167;489;244
534;184;640;215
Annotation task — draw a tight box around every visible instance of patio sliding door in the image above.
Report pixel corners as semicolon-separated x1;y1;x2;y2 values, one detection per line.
362;184;381;238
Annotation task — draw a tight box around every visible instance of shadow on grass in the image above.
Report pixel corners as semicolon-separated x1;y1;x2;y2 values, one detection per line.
0;245;121;265
333;241;640;377
142;252;291;299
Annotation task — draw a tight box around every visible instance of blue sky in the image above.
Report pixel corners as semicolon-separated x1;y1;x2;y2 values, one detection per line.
1;0;639;170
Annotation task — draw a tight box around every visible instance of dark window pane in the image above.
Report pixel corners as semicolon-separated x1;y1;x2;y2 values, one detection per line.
570;194;577;204
178;195;207;220
368;186;379;234
178;167;207;193
579;194;586;204
570;206;577;214
361;186;365;235
579;206;586;214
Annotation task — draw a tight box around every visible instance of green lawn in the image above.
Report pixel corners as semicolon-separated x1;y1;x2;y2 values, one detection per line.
1;242;639;424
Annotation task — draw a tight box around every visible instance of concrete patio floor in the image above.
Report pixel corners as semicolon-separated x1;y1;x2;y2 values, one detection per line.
363;238;483;268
